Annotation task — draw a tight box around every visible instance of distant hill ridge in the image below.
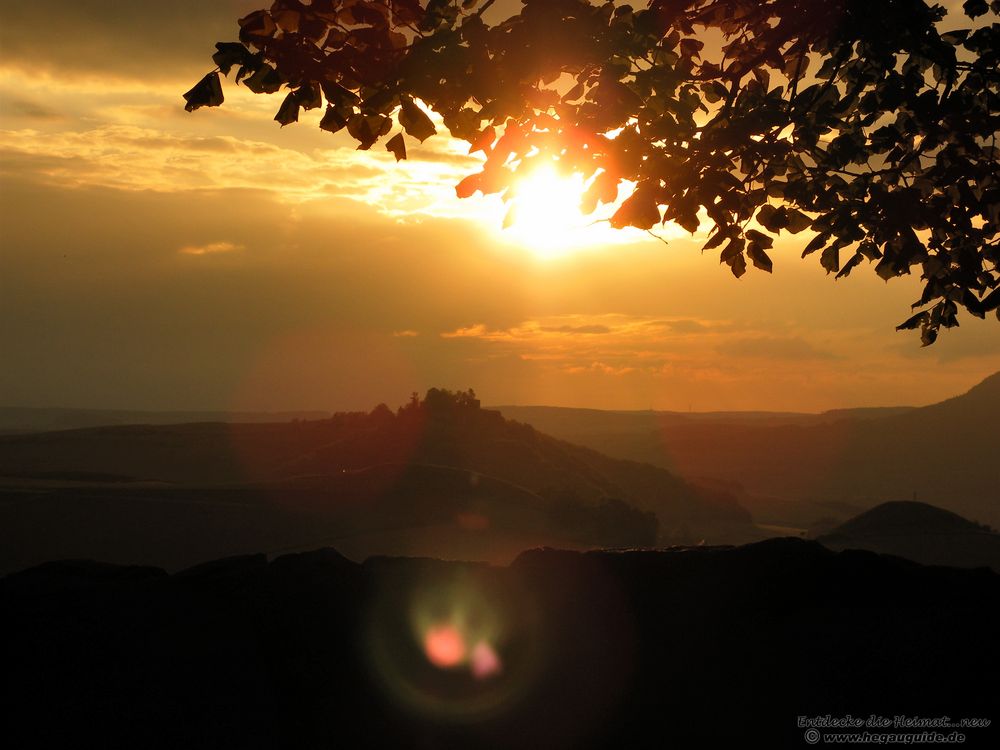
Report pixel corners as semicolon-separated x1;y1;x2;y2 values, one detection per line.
0;406;331;435
496;372;1000;529
828;500;994;538
0;388;748;524
0;389;754;573
912;369;1000;415
817;500;1000;572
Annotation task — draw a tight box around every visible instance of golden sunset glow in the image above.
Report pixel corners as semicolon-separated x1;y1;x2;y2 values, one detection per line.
3;3;1000;745
1;0;999;415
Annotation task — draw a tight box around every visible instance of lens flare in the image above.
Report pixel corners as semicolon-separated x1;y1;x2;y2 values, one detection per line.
471;640;502;680
424;624;466;668
365;568;538;722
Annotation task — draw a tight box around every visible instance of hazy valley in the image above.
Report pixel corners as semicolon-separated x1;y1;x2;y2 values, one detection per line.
2;376;999;576
498;371;1000;533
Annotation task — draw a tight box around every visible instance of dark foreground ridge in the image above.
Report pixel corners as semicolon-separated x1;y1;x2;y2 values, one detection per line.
3;539;998;749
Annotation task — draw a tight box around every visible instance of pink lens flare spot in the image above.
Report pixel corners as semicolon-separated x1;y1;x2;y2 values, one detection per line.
470;640;502;680
424;624;466;668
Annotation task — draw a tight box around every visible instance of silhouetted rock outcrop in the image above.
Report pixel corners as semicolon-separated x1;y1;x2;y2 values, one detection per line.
3;540;997;748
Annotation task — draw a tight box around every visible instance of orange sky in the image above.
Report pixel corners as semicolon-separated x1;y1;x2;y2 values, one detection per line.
1;0;998;413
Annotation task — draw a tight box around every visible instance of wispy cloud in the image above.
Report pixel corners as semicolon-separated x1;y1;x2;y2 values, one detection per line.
539;324;612;335
437;314;847;383
0;61;487;221
0;124;479;208
178;241;243;256
565;362;637;376
441;314;729;346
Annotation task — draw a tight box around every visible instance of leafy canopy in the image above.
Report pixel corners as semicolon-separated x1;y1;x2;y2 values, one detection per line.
185;0;1000;344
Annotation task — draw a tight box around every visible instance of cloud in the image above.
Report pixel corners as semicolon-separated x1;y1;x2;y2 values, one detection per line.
442;324;490;339
439;315;733;377
539;324;612;334
441;315;723;347
0;53;491;224
0;122;485;216
715;336;837;361
657;319;709;334
178;241;242;256
435;311;640;349
3;97;62;120
434;315;860;402
392;330;420;338
564;362;637;376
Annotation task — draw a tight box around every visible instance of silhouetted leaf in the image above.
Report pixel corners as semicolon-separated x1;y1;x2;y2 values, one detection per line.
964;0;989;18
469;126;496;155
720;237;744;263
348;113;392;149
563;83;586;102
745;229;774;249
747;243;773;273
183;72;224;112
981;288;1000;312
941;30;970;45
275;93;300;126
820;245;840;274
611;190;661;230
242;64;282;94
802;233;830;258
295;83;323;111
784;209;812;234
720;237;747;277
399;98;436;142
728;251;747;278
320;105;351;134
455;173;481;199
386;132;407;162
701;229;728;252
876;256;902;281
238;10;277;45
897;311;929;330
212;43;254;76
756;204;780;231
836;251;865;279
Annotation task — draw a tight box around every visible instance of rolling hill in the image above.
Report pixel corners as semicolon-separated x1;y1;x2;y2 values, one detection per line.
0;389;751;573
817;500;1000;571
497;371;1000;529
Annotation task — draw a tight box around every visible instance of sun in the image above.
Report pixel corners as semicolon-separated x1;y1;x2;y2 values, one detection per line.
495;167;601;258
495;166;654;258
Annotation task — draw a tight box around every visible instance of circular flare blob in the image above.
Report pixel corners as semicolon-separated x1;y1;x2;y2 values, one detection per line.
424;624;466;669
